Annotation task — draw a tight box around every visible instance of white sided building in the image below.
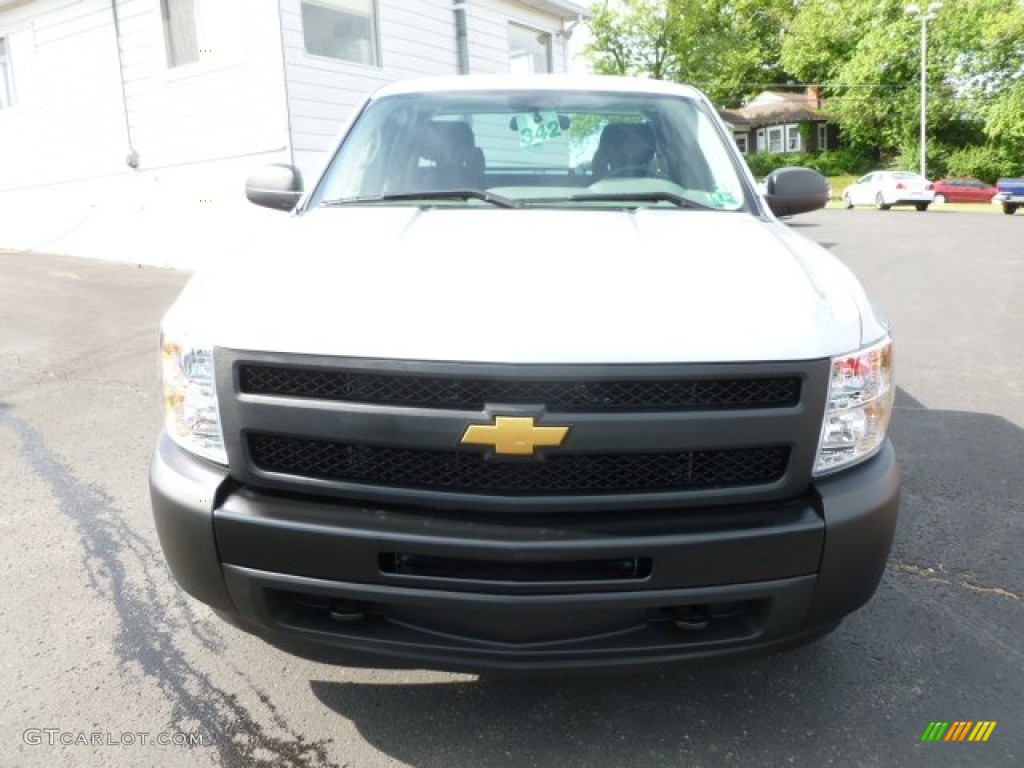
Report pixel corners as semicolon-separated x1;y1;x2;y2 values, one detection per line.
0;0;586;266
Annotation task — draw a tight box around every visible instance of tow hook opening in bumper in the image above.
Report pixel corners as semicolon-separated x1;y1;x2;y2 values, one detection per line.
668;604;713;630
328;598;374;623
653;599;769;633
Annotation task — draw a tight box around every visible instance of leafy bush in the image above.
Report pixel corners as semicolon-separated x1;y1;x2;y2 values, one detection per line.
744;148;874;179
805;148;875;177
945;146;1024;183
743;152;794;178
828;175;860;199
891;141;950;179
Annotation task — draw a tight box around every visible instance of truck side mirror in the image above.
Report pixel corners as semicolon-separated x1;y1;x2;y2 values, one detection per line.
245;164;304;212
763;167;829;217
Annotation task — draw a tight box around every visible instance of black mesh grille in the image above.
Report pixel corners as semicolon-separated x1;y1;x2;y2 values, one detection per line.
248;433;790;495
238;365;801;411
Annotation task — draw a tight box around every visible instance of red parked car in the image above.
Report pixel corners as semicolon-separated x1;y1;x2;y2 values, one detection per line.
931;178;998;204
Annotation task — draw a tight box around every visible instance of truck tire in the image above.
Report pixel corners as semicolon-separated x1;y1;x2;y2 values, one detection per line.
915;203;929;212
1003;203;1018;215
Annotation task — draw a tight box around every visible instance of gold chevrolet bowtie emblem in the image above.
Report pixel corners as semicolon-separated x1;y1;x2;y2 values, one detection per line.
461;416;570;456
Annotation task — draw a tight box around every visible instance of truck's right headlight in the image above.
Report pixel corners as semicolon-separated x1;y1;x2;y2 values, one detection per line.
160;332;227;466
814;337;894;476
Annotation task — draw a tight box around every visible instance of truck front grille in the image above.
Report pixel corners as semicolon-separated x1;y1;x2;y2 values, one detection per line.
219;351;829;509
238;364;800;412
247;432;790;495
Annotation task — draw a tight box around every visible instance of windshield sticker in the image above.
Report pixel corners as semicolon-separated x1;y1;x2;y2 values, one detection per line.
517;111;563;148
710;189;739;208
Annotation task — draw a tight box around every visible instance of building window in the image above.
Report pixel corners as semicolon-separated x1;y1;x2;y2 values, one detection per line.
302;0;380;67
786;124;801;152
162;0;199;67
1;36;15;109
817;123;827;151
763;124;801;153
509;23;551;74
734;135;748;154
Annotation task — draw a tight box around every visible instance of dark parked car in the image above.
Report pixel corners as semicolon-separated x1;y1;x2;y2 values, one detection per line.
931;178;997;204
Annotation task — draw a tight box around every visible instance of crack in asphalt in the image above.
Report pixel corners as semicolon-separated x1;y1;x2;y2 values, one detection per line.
888;562;1022;601
1;407;339;768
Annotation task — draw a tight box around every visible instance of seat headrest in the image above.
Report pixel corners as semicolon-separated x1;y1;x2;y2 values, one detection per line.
422;121;477;162
597;122;633;152
594;122;656;177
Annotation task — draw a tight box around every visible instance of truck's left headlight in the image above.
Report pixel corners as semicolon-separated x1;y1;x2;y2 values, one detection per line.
814;337;894;476
161;333;227;465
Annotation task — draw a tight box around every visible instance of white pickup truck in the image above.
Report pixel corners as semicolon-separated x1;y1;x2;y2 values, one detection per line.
150;75;899;673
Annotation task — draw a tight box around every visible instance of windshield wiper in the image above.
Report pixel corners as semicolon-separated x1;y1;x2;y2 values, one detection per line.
551;191;719;210
321;190;522;209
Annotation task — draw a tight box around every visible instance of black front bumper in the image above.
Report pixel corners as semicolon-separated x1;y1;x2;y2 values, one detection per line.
150;433;899;672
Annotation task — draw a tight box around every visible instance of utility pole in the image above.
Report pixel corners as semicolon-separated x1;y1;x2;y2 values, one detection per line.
906;3;942;178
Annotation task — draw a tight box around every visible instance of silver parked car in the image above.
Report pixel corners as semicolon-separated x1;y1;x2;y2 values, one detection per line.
842;171;935;211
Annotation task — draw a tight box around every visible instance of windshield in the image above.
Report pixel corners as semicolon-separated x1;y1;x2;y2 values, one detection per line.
309;89;751;212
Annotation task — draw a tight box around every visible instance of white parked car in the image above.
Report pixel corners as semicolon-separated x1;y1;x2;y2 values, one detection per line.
842;171;935;211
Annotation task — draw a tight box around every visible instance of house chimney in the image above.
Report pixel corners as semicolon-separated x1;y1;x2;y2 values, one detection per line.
806;85;822;110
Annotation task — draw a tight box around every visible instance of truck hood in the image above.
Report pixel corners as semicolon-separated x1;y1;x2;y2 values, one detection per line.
173;207;876;364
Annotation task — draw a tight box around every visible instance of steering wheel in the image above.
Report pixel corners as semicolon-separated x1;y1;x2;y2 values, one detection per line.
602;165;650;179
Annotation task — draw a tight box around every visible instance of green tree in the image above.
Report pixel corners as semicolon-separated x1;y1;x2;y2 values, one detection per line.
584;0;1024;170
781;0;1024;162
782;1;927;153
700;0;796;104
585;0;683;81
584;0;796;105
946;5;1024;146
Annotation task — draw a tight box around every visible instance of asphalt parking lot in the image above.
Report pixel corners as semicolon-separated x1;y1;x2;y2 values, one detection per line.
1;208;1021;767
